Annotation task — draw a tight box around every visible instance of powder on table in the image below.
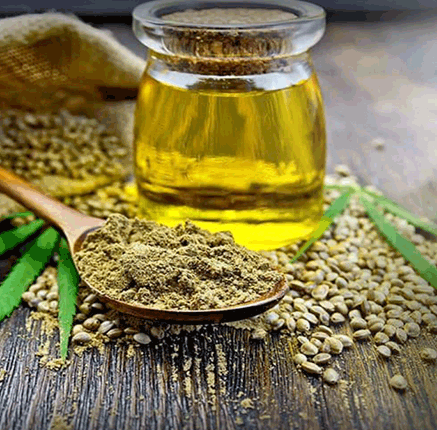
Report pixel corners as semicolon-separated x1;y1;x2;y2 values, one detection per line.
75;214;283;310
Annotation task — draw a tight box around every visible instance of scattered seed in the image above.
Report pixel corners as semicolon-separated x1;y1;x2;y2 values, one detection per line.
327;337;344;354
323;368;340;384
313;353;331;365
293;353;307;365
368;321;384;333
320;339;331;353
349;309;362;320
296;318;311;333
386;309;402;319
353;329;371;340
83;318;100;331
301;361;323;375
332;334;353;348
335;302;349;316
310;338;323;349
423;313;437;325
72;325;84;336
265;312;279;325
285;318;296;332
331;313;346;324
37;301;49;313
376;345;391;358
297;336;309;345
91;302;105;311
273;319;285;330
312;284;329;300
428;322;437;333
72;332;91;344
46;291;59;301
301;342;319;356
373;332;389;344
78;303;91;315
150;326;166;340
390;374;408;391
294;302;308;313
252;328;268;339
312;331;329;341
98;321;114;334
107;328;123;339
395;328;408;344
420;348;437;361
320;300;335;313
36;290;47;300
350;317;367;330
302;312;318;325
383;324;396;337
404;322;420;338
133;333;152;345
83;293;98;304
22;291;35;303
318;326;333;335
319;313;330;325
386;341;402;354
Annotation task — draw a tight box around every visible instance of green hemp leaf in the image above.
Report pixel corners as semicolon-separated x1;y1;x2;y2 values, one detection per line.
0;227;59;321
360;196;437;289
290;191;352;263
0;219;44;256
57;238;80;361
291;186;437;290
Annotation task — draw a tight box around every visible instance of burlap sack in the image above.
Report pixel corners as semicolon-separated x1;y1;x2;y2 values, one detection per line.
0;12;145;137
0;13;146;215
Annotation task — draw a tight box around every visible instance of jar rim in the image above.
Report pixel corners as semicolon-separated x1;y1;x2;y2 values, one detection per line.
133;0;325;31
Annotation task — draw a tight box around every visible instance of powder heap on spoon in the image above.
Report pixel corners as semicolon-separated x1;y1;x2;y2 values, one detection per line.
75;214;283;311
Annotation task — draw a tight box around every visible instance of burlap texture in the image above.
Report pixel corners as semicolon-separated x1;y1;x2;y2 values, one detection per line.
0;13;147;215
0;12;145;141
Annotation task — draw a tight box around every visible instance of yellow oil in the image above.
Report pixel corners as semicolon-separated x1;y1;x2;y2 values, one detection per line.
134;69;326;250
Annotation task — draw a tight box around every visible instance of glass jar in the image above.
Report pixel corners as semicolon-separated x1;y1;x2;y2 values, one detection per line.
132;0;326;250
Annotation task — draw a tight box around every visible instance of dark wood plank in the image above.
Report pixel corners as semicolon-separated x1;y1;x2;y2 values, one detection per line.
1;11;437;430
0;305;436;430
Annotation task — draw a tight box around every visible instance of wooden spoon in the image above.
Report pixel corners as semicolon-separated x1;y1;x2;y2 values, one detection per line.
0;166;287;323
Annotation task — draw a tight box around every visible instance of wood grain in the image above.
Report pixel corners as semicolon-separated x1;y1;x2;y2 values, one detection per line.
0;306;436;430
1;12;437;430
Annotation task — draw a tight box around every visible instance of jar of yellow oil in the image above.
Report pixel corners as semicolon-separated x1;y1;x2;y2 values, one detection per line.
132;0;326;250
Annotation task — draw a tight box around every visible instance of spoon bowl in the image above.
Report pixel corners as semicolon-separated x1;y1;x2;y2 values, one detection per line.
0;166;287;323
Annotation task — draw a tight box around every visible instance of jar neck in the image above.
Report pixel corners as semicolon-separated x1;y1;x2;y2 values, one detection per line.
145;49;315;92
133;1;326;58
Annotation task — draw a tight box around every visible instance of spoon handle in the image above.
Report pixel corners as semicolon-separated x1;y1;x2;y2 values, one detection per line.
0;166;101;247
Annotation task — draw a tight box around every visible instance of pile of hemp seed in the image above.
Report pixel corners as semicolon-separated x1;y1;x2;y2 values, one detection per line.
17;169;437;389
1;110;436;389
0;109;129;201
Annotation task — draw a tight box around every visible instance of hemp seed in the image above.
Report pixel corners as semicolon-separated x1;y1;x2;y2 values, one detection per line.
389;374;408;391
301;362;323;375
323;368;340;384
420;348;437;361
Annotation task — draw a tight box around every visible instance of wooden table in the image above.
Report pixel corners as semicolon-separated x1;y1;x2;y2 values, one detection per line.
1;10;436;430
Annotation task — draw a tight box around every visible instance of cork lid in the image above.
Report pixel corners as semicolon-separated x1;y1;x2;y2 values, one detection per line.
133;0;326;59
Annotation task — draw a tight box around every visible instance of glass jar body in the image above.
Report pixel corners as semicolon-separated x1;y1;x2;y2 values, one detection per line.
134;49;326;250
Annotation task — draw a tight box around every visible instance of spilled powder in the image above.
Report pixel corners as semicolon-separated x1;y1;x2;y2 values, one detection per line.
49;415;73;430
0;368;7;381
75;214;283;310
240;398;255;409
